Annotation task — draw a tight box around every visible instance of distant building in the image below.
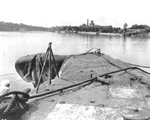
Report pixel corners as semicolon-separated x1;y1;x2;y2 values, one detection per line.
90;20;95;26
87;19;89;26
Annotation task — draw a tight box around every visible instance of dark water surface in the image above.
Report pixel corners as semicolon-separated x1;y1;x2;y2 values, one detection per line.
0;32;150;90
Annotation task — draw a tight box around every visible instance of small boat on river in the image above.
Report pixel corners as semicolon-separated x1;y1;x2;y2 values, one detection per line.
1;43;150;120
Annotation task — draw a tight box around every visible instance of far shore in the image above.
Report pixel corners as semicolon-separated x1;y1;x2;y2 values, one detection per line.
59;31;150;37
60;31;122;36
78;31;122;36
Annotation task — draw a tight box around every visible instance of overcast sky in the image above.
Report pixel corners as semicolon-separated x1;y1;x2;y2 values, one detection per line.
0;0;149;28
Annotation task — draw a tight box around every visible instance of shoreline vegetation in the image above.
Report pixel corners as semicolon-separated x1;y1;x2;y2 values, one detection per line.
0;21;150;37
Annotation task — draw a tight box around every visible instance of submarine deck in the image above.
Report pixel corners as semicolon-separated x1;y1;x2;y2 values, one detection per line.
4;53;150;120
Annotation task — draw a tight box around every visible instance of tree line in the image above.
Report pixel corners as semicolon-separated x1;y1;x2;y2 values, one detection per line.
50;24;150;33
0;21;50;31
0;21;150;33
50;25;122;33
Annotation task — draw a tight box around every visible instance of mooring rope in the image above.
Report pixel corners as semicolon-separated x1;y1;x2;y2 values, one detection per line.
2;66;150;102
128;63;150;69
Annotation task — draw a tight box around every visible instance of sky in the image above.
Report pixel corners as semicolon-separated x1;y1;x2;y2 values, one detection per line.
0;0;150;28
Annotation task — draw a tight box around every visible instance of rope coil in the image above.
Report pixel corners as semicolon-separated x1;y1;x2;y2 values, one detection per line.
0;89;30;115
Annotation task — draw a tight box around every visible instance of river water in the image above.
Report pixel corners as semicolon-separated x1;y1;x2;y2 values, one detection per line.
0;31;150;91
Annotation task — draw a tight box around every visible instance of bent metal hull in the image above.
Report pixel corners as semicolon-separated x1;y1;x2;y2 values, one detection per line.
2;51;150;120
15;53;68;87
